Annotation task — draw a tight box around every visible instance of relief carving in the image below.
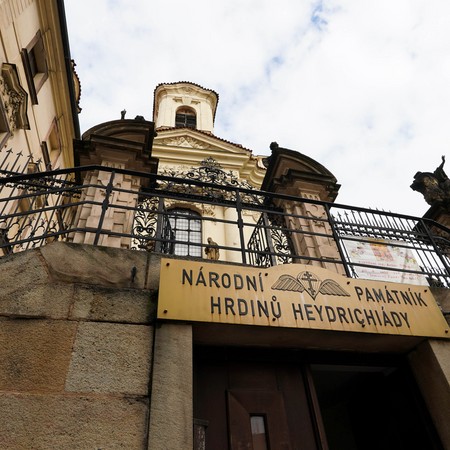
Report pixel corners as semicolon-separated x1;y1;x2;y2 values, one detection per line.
0;63;30;133
157;136;210;149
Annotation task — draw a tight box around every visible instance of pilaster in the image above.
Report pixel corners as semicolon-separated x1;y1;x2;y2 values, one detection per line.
71;119;158;249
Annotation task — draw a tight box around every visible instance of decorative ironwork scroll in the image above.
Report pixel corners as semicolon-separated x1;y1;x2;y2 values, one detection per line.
157;157;264;205
247;212;294;267
132;158;266;251
131;197;159;250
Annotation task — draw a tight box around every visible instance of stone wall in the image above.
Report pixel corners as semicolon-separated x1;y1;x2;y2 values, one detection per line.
1;242;449;448
0;243;161;449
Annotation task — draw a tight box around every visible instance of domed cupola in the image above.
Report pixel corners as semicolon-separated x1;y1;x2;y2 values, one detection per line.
153;82;218;134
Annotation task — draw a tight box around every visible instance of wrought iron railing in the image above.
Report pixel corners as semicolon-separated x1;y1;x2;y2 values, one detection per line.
0;164;449;287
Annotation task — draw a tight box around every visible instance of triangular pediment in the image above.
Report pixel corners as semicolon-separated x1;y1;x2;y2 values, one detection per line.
153;128;251;155
153;128;266;189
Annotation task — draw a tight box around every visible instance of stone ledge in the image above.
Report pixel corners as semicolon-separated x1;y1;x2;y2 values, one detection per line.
41;242;148;289
0;243;160;322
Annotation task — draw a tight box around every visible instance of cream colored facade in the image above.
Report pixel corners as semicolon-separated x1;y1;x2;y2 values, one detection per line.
151;83;267;262
0;0;79;172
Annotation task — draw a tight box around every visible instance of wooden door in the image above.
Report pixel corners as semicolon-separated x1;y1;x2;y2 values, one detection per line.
194;356;320;450
227;389;291;449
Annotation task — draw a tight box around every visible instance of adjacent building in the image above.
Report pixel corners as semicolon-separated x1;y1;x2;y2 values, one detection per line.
0;0;79;172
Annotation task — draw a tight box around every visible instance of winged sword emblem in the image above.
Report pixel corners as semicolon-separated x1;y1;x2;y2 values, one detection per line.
271;271;350;300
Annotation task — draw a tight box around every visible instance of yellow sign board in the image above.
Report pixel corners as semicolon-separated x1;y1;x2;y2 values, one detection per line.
158;258;449;338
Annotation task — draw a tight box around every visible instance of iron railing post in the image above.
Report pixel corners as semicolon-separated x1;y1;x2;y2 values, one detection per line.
419;218;450;277
324;203;352;277
235;189;247;264
93;171;115;246
262;212;277;266
154;197;165;253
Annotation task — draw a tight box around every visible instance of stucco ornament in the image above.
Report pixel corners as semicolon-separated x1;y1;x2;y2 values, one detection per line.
0;63;30;133
411;156;450;210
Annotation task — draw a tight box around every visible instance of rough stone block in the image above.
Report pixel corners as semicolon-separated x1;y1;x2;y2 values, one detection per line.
70;285;153;324
429;340;450;384
0;393;148;449
0;319;77;392
65;321;152;395
0;283;73;319
431;287;450;314
147;253;162;290
0;249;49;302
149;323;193;450
409;340;450;448
41;242;148;289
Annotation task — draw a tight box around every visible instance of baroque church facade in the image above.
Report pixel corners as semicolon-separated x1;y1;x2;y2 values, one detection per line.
0;3;450;449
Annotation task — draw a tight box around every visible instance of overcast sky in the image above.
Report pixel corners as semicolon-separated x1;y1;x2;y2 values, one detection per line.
64;0;450;217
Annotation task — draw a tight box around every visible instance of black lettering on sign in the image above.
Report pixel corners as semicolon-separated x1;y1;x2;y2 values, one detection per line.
182;269;193;285
225;297;235;315
209;272;220;288
211;296;221;314
237;298;248;316
234;274;244;290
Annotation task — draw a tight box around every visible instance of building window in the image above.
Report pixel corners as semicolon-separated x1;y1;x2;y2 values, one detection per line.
41;120;62;170
168;208;202;256
175;107;196;129
21;30;48;105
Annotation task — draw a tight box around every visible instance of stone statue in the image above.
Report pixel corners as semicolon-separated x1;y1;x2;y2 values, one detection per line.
120;109;126;119
411;156;450;210
204;237;220;260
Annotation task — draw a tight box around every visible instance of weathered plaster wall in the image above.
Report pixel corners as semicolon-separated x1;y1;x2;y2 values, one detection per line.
0;243;164;449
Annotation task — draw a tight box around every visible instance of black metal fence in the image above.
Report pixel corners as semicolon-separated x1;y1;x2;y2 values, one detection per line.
1;163;449;287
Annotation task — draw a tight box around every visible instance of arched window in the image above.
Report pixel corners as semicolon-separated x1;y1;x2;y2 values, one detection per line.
168;208;202;256
175;107;196;129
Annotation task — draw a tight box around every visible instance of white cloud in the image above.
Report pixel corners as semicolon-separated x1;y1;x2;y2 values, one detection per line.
65;0;450;216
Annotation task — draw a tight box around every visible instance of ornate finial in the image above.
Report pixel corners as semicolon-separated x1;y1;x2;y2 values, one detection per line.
411;156;450;210
120;109;126;119
270;142;279;151
134;115;145;121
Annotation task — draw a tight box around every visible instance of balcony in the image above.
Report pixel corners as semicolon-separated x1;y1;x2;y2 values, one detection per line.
0;162;449;288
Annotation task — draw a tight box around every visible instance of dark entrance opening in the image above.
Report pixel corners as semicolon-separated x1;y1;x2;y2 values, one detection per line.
194;347;442;450
312;364;443;450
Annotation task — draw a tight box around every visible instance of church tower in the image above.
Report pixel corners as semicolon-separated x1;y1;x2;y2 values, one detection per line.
151;81;266;188
153;82;218;134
